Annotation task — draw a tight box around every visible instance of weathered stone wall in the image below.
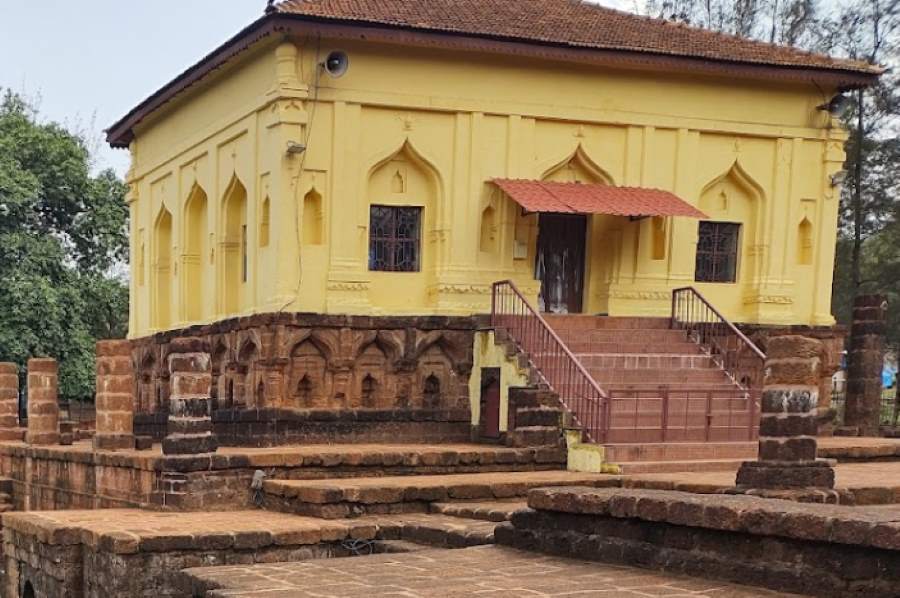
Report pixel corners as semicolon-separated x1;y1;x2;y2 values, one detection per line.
498;487;900;598
845;294;887;435
741;323;845;433
93;341;135;451
25;358;59;446
130;314;480;445
3;527;83;598
734;332;836;500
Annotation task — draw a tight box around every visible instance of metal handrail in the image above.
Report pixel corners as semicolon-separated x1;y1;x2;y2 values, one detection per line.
491;280;607;442
671;286;766;387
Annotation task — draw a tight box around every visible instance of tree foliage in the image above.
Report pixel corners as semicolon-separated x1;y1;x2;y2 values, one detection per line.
0;90;129;403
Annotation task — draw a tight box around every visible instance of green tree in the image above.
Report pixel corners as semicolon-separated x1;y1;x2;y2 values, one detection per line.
0;90;129;404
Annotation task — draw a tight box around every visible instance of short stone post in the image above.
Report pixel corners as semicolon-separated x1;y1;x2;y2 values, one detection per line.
0;363;22;440
93;340;136;451
163;338;218;455
26;358;60;446
735;334;836;500
844;294;887;436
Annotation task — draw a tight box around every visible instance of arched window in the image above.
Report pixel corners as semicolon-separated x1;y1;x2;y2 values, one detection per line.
222;176;248;314
152;207;173;330
183;185;208;322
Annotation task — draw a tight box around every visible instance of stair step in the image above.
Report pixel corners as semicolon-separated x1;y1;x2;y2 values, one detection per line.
577;354;718;370
374;539;431;553
603;441;758;463
262;471;619;519
617;459;747;475
506;426;561;448
543;316;672;330
430;500;526;522
515;407;562;428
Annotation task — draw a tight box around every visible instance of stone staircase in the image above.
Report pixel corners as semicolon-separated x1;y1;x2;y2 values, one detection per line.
525;315;758;470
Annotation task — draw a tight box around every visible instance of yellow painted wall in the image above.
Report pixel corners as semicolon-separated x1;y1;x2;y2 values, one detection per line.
469;331;531;432
125;34;848;338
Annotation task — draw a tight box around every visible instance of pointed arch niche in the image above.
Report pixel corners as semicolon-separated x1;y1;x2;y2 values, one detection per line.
222;175;248;315
699;161;765;284
542;145;614;185
259;196;271;248
797;217;814;266
302;188;323;245
152;206;173;330
366;140;442;276
183;184;208;322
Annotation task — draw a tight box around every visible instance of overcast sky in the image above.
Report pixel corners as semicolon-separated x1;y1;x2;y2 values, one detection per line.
0;0;639;177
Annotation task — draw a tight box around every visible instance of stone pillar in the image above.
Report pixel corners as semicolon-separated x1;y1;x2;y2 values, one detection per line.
163;338;218;455
0;363;20;435
93;340;136;451
735;334;835;499
26;358;60;446
844;294;887;436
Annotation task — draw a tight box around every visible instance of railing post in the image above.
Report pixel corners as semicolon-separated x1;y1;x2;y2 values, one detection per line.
705;390;713;442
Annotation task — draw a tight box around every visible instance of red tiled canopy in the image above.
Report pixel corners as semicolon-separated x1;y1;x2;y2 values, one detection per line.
492;179;707;218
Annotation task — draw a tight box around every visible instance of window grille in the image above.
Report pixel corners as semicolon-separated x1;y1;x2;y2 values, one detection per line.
695;221;740;283
369;206;421;272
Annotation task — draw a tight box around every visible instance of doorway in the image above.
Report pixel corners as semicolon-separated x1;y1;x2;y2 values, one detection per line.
479;368;501;439
535;213;587;313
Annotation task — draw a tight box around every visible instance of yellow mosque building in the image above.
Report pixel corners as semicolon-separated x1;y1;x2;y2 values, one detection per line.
107;0;877;338
107;0;879;450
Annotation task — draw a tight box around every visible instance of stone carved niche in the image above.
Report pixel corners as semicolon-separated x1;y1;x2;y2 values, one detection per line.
210;341;229;409
354;343;390;408
415;343;454;409
233;340;259;409
137;352;157;413
131;318;476;419
289;340;329;409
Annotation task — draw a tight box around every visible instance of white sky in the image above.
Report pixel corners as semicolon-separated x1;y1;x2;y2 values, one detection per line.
0;0;640;177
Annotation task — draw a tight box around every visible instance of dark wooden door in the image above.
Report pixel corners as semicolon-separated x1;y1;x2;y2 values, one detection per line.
480;369;501;439
535;214;587;313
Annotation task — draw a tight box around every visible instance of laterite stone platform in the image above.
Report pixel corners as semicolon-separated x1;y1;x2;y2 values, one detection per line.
497;486;900;598
262;471;619;518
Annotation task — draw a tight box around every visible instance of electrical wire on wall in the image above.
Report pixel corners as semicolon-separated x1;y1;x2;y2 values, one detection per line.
279;33;323;313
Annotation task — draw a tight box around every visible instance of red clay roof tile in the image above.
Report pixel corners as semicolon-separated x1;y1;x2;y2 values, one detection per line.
492;179;708;218
273;0;876;74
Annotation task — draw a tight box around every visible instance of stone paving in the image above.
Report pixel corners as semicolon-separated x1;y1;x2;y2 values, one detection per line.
181;545;802;597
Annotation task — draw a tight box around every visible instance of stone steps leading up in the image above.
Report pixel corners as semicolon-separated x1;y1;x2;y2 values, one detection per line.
615;458;747;475
430;500;526;522
262;471;619;519
603;441;757;463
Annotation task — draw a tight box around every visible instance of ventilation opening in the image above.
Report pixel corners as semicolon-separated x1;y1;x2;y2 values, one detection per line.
22;581;35;598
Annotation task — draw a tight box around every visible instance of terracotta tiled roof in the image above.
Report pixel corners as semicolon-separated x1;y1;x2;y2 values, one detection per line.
492;179;708;218
273;0;876;74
